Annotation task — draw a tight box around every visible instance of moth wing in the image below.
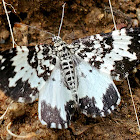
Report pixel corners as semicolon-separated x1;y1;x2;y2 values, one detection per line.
0;45;57;103
38;66;76;129
75;59;120;117
71;28;140;81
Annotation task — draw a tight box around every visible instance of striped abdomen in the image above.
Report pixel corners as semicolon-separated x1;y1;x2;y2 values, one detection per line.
60;49;78;102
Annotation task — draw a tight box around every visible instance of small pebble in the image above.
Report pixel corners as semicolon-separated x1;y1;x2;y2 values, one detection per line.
132;19;139;27
8;102;25;119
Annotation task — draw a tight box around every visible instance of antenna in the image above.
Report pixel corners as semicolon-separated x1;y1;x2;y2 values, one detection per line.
2;0;16;48
58;3;66;37
108;0;117;30
127;76;140;131
15;22;55;37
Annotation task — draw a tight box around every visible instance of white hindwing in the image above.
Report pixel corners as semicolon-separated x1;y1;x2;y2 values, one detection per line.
38;65;75;129
75;59;121;117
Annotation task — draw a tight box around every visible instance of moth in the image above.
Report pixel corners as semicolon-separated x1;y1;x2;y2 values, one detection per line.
0;26;140;129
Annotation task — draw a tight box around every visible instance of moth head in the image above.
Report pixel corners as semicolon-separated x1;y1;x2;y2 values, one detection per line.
52;36;62;43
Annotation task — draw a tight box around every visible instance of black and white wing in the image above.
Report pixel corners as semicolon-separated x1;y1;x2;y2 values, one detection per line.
38;66;75;129
71;28;140;81
75;59;120;117
70;27;140;117
0;44;57;103
0;44;76;129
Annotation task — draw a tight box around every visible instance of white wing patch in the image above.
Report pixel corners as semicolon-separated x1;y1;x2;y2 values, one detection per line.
38;66;75;129
8;46;45;89
76;59;120;117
